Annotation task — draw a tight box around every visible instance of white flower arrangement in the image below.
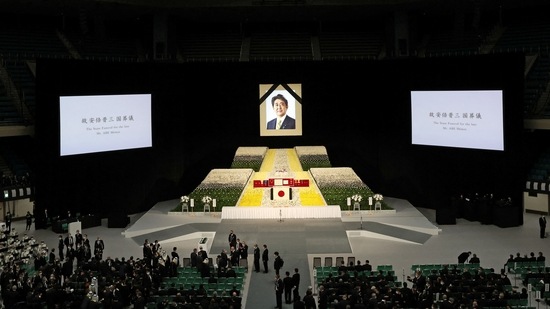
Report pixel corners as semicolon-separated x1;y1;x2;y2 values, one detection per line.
202;196;213;204
295;146;328;156
310;167;370;189
234;146;268;158
180;196;190;203
351;194;363;203
373;193;383;201
197;169;253;188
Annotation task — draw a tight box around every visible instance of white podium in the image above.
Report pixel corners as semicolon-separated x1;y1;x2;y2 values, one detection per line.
69;221;82;235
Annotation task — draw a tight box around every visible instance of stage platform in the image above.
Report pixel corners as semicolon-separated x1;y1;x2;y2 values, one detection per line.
122;197;441;245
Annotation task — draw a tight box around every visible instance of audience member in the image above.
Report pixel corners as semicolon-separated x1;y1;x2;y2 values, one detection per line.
469;253;480;264
458;251;471;264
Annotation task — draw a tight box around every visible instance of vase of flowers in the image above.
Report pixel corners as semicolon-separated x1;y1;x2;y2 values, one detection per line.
180;196;190;212
351;194;362;210
202;195;213;208
373;193;383;211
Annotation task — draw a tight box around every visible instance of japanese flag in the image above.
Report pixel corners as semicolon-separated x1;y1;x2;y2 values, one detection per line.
273;187;290;200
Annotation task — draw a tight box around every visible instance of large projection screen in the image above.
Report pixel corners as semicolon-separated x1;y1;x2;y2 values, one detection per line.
60;94;153;156
411;90;504;151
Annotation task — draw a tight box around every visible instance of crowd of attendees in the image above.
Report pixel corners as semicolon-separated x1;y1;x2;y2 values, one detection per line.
1;173;32;189
0;227;246;309
1;220;546;309
315;260;533;309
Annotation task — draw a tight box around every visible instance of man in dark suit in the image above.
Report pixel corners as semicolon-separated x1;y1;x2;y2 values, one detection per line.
190;248;198;267
275;273;284;309
170;247;180;277
457;251;471;264
49;248;56;264
266;94;296;130
198;246;208;261
292;268;301;302
262;244;269;273
58;235;65;261
64;233;74;256
75;230;83;247
5;211;12;231
253;244;261;272
94;237;105;260
274;251;284;276
283;271;293;304
228;230;237;248
539;215;547;238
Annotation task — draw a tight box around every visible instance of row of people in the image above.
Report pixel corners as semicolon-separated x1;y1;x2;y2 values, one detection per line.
316;266;525;309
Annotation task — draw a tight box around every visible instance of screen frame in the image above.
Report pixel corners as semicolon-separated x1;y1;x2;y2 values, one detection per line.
59;93;153;156
410;89;505;151
259;83;303;136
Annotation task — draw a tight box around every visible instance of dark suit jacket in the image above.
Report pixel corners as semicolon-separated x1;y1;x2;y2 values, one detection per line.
262;248;269;262
267;116;296;130
254;247;260;261
276;278;284;293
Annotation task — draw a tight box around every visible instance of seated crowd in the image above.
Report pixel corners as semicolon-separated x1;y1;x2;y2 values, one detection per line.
316;259;532;309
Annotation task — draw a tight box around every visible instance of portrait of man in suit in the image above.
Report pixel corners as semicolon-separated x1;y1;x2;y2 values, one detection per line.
266;93;296;130
259;83;302;137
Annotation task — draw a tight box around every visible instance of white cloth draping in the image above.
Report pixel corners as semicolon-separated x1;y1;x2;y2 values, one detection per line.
221;206;341;219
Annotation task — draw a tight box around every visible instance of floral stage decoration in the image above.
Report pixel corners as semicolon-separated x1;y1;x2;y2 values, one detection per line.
172;168;253;212
171;146;393;213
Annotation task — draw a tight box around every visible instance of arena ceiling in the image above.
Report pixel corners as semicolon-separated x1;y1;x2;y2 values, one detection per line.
0;0;548;23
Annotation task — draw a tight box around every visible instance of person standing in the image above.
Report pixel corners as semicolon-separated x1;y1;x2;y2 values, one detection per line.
5;211;12;232
240;240;249;262
253;244;261;272
171;247;180;277
94;236;105;260
143;239;151;265
198;246;209;271
58;235;65;261
228;230;237;249
292;268;301;302
190;248;198;268
229;245;239;267
303;288;316;309
262;244;269;273
49;248;56;264
218;249;229;276
64;233;74;256
25;211;33;230
283;271;293;304
274;251;284;276
539;215;547;238
75;230;83;247
275;273;284;309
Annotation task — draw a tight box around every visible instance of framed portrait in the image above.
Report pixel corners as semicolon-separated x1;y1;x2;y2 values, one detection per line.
259;83;302;136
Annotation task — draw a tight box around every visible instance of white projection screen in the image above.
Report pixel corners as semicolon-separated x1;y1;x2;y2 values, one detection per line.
60;94;153;156
411;90;504;151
